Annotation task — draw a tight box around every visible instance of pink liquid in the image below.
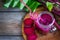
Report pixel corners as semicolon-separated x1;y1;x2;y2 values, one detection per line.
39;14;52;25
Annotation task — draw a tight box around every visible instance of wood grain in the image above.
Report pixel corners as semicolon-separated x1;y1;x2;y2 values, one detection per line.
0;12;26;35
0;36;24;40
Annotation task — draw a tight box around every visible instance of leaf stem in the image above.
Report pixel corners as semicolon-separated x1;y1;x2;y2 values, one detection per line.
20;0;32;13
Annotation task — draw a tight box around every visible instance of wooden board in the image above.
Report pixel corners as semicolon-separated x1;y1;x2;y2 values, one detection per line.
0;12;26;35
0;36;24;40
22;6;60;40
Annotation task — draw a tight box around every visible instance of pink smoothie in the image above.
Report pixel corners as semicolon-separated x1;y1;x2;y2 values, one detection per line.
39;14;52;25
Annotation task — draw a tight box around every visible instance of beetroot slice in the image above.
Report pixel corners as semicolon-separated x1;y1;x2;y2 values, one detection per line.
27;34;37;40
24;27;35;36
24;18;34;27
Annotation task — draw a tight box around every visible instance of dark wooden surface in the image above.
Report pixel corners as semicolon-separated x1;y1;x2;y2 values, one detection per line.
0;10;26;40
0;36;24;40
0;11;26;35
0;11;26;40
0;0;26;40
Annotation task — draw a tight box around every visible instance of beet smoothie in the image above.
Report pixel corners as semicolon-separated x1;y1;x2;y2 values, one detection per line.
39;14;52;25
35;11;55;33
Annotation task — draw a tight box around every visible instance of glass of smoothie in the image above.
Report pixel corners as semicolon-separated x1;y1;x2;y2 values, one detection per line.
35;11;55;33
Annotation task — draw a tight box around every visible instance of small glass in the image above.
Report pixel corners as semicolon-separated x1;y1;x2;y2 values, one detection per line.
35;11;55;33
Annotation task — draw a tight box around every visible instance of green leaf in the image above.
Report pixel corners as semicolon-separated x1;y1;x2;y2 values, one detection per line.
24;0;41;12
12;0;19;7
4;0;40;11
20;0;28;9
16;1;20;8
33;2;41;11
30;2;40;11
46;2;53;11
4;0;13;8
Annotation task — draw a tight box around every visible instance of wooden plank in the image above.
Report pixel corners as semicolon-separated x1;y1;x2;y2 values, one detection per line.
0;8;26;12
0;36;24;40
0;12;26;35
